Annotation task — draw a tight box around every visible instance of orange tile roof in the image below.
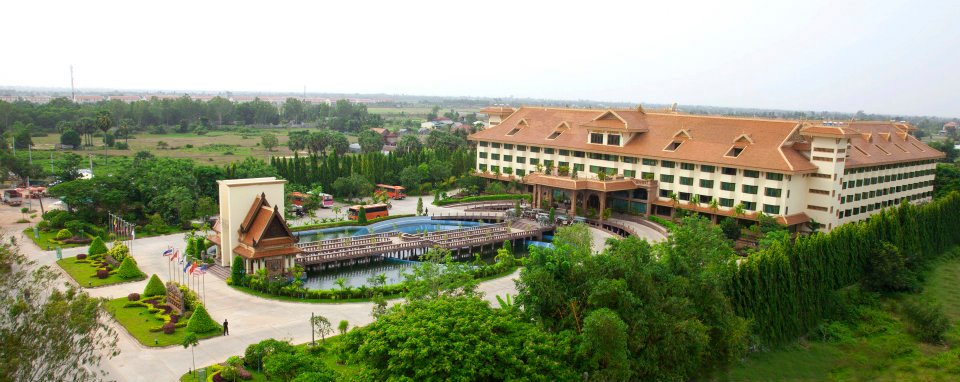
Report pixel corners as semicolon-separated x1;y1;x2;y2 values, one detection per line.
842;122;944;167
469;107;818;173
480;106;515;116
233;193;302;259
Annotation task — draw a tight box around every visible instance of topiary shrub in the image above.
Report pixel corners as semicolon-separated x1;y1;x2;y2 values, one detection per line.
162;322;176;334
116;257;142;279
143;274;166;297
55;229;73;240
96;269;110;279
108;241;130;262
88;237;108;258
127;293;140;301
186;304;220;334
76;253;87;260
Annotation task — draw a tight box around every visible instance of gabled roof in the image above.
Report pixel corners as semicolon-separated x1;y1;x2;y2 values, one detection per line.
843;121;944;168
239;193;270;233
469;106;817;173
233;194;301;259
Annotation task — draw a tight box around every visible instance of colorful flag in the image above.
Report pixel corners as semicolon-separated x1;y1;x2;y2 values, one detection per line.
182;260;191;273
162;248;174;256
169;249;179;262
188;261;198;275
193;265;207;276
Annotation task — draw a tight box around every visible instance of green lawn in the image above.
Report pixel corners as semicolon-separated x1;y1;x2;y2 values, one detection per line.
105;297;221;347
56;256;145;287
726;255;960;381
23;228;89;250
179;335;360;381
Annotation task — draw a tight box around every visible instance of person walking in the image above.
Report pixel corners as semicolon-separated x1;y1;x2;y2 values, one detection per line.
223;319;229;336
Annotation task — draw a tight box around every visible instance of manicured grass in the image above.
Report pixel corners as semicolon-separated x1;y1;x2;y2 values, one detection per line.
23;228;89;250
104;297;221;347
56;256;145;287
229;284;403;304
178;335;360;381
726;256;960;382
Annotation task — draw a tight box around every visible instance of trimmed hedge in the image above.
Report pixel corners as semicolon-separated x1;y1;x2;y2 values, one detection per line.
108;241;130;262
56;229;73;240
116;257;143;280
291;214;416;232
127;293;140;301
88;237;108;257
434;193;530;206
186;304;220;334
143;274;166;297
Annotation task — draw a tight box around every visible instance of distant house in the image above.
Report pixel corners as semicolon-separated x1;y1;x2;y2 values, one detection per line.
348;143;362;153
370;128;399;146
941;121;958;135
420;121;438;130
432;117;454;126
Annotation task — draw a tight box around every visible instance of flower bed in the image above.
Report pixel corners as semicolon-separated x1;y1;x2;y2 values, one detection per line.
291;214;416;232
56;255;146;287
105;296;220;347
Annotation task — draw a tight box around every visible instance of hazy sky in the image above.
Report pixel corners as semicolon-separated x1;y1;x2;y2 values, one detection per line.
3;0;958;117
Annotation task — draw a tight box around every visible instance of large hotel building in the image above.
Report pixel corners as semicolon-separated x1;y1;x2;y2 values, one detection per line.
470;106;943;232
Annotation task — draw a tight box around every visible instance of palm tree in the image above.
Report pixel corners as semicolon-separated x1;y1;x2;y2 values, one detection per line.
95;111;112;159
734;203;746;224
332;206;342;220
690;195;700;207
709;199;720;223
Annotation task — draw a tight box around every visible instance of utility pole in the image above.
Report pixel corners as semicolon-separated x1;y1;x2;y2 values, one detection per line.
70;65;76;102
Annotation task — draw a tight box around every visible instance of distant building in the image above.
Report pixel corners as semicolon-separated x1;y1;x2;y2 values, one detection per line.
348;143;362;153
370;128;399;146
479;106;515;129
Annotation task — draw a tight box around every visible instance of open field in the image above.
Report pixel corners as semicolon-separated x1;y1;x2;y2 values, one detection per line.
726;255;960;382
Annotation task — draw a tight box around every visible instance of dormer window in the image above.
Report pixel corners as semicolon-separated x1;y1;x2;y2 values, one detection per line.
664;141;683;151
725;146;744;158
590;132;604;144
607;134;621;146
547;130;563;140
506;127;521;136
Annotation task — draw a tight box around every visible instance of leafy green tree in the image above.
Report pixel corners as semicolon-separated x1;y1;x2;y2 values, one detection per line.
403;247;477;301
330;132;350;155
719;217;741;241
0;241;119;382
341;296;577;382
356;206;367;224
579;308;632;381
182;332;199;377
261;133;279;151
60;128;81;147
332;174;373;201
398;165;424;192
357;130;384;153
337;320;349;336
395;134;422;155
416;197;423;216
311;314;332;344
264;351;334;382
862;242;917;292
143;274;166;296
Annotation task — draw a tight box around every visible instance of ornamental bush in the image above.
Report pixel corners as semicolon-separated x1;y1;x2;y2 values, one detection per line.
108;241;130;262
143;274;166;297
186;304;219;334
116;257;142;280
88;237;108;257
76;253;87;260
96;269;110;279
162;322;176;335
55;229;73;240
127;293;140;301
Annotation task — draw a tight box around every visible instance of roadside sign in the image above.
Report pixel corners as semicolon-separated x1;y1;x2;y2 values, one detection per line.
33;226;39;239
56;246;62;260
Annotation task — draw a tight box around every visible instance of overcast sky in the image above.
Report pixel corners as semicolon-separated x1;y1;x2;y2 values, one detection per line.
3;0;957;117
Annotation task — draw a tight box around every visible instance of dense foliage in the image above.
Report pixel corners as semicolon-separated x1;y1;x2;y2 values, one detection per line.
115;257;143;279
727;193;960;345
143;274;166;297
88;237;108;257
341;296;577;382
517;221;748;380
185;304;219;334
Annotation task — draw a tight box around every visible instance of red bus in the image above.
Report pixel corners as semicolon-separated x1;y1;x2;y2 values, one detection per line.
318;193;334;208
376;184;406;200
290;192;309;207
291;192;335;208
347;204;389;221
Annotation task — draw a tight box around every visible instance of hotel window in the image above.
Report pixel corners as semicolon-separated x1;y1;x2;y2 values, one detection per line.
664;141;683;151
491;166;500;173
699;195;713;203
624;170;636;178
642;172;654;179
574;151;585;158
559;161;570;169
503;167;513;174
763;204;781;214
676;192;690;201
720;182;736;191
590;133;605;144
662;161;676;168
680;163;695;170
529;158;539;165
679;177;694;186
659;189;672;198
516;157;525;163
764;187;782;198
642;158;658;166
719;198;734;207
491;154;500;160
530;146;540;153
559;149;570;156
503;155;513;162
701;165;716;173
660;174;675;183
479;141;488;147
700;179;714;188
479;152;487;159
742;185;759;194
492;143;501;148
479;164;487;171
516;145;526;151
544;148;555;154
722;167;737;175
574;163;585;171
621;156;638;164
742;201;757;211
766;172;784;181
516;169;525;176
544;160;554;168
503;144;513;150
743;170;760;178
607;134;621;146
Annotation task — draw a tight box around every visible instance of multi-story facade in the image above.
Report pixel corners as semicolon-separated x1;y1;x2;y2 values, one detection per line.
468;107;943;232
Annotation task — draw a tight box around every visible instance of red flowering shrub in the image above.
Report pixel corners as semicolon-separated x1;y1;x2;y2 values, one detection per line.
169;314;180;324
162;322;176;334
237;367;252;380
127;293;140;301
96;269;110;279
76;253;87;260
